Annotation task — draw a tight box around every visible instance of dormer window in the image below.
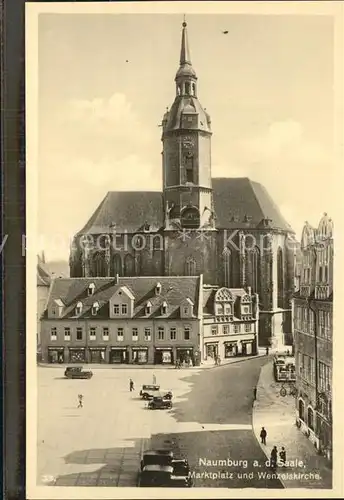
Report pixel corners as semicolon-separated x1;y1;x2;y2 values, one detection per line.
88;283;95;296
92;301;100;316
155;282;162;295
145;301;152;316
75;301;83;315
161;301;168;315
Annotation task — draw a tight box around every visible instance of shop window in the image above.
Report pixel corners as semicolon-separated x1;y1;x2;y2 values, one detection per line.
121;304;128;315
170;327;176;340
64;327;71;341
224;344;236;358
89;327;96;341
113;304;120;315
245;324;251;333
133;349;148;364
158;327;165;340
103;327;109;341
184;326;191;340
51;327;57;341
76;327;83;340
132;328;138;341
144;328;151;341
117;328;124;342
223;325;229;335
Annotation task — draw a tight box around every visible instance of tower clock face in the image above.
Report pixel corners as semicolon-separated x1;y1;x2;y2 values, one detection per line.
182;136;195;149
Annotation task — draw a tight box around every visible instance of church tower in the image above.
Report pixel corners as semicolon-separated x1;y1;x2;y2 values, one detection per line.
162;21;215;230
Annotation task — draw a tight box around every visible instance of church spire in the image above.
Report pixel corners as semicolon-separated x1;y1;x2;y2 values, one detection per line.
180;19;191;65
175;19;197;97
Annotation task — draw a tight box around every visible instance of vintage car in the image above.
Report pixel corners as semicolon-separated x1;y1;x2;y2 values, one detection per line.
139;450;192;487
139;384;160;399
148;394;173;410
64;366;93;379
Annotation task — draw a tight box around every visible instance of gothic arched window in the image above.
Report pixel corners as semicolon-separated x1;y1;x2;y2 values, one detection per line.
124;254;135;277
111;254;122;277
185;257;196;276
277;247;284;308
92;252;106;277
252;247;261;295
223;247;232;287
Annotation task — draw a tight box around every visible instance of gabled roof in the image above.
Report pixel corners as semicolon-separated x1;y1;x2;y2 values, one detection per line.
44;276;200;320
202;286;253;317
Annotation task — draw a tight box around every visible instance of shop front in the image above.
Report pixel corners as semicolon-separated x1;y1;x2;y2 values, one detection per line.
154;347;174;365
175;347;194;366
240;338;255;356
88;347;107;363
48;346;65;363
224;341;238;358
109;346;128;364
69;347;86;363
204;342;218;361
132;347;149;364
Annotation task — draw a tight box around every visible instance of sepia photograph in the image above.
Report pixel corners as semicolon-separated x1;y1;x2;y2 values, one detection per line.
26;1;342;498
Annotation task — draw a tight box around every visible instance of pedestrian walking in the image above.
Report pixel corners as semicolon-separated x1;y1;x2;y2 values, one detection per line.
260;426;267;445
129;378;134;392
253;386;257;400
152;373;156;385
77;394;83;408
266;346;269;355
270;446;278;470
279;447;286;466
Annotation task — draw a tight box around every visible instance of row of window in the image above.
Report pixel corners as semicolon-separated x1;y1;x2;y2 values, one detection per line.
297;352;331;391
210;323;252;335
301;265;329;285
294;306;332;339
50;325;191;342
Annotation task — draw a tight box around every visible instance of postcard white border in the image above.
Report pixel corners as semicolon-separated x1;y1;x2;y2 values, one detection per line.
26;1;344;499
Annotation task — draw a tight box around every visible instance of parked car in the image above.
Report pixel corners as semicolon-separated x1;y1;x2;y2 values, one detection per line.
139;450;192;487
64;366;93;379
140;384;160;399
148;394;173;410
160;389;173;400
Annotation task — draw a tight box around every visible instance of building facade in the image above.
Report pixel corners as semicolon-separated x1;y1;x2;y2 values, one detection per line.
41;276;203;365
69;21;296;347
202;286;259;361
293;213;333;462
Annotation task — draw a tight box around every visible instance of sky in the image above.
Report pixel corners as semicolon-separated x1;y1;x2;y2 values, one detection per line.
35;11;337;261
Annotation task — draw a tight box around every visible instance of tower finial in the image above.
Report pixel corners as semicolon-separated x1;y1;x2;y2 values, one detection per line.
180;17;191;65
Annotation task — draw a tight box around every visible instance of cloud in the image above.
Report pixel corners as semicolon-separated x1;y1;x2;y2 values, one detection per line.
243;119;331;166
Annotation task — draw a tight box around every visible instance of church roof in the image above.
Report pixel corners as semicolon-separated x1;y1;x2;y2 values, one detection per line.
76;178;292;235
212;178;293;232
44;276;201;320
77;191;164;235
37;258;51;287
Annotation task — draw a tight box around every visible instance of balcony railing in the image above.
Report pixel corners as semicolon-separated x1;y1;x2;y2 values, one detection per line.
315;285;330;300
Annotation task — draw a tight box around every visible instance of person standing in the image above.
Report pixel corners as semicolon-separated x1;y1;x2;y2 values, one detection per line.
260;427;267;445
77;394;83;408
152;373;156;385
253;387;257;400
266;346;269;355
270;446;278;470
279;447;286;466
129;378;134;392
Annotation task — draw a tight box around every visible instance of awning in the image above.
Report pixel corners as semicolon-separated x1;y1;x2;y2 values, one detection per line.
68;347;86;350
88;347;106;351
155;347;173;351
110;346;128;351
204;341;219;345
132;346;148;350
176;346;194;350
48;346;64;351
